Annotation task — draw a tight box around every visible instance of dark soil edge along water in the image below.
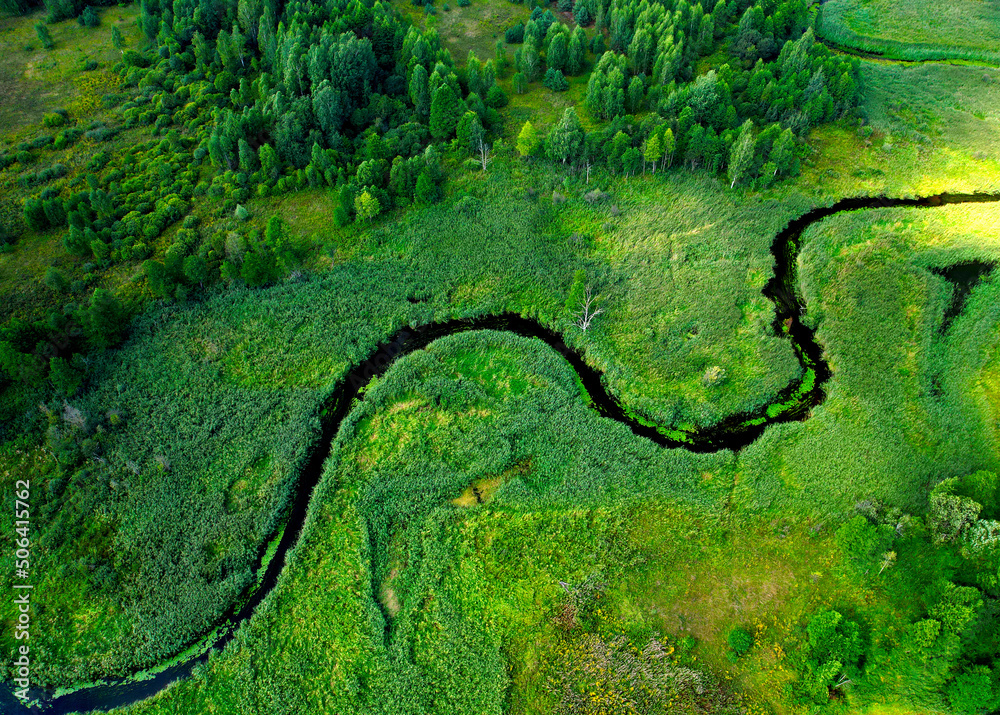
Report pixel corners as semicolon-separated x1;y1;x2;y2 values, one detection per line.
3;192;1000;714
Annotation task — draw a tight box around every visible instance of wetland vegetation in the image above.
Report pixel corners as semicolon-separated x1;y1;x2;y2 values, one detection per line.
1;0;1000;711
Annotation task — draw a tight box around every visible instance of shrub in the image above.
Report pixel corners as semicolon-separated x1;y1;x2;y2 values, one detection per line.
78;5;99;26
505;23;525;43
543;67;568;92
486;85;508;108
43;112;66;128
35;23;54;49
728;627;753;655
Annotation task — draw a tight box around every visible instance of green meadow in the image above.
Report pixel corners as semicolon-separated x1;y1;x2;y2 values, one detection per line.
817;0;1000;64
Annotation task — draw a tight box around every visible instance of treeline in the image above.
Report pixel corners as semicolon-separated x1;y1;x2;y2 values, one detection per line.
1;0;497;388
509;0;858;187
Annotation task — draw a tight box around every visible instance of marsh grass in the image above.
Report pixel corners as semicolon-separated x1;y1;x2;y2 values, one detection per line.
817;0;1000;65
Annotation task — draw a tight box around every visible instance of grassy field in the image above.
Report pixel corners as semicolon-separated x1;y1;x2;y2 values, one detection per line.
0;5;142;135
391;0;531;67
817;0;1000;64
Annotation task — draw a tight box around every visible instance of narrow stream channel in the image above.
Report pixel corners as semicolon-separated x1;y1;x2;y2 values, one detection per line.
2;192;998;714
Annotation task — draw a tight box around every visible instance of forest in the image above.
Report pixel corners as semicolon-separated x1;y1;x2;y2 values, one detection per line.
0;0;999;711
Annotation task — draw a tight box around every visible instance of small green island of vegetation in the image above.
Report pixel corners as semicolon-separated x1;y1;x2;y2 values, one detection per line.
1;0;1000;712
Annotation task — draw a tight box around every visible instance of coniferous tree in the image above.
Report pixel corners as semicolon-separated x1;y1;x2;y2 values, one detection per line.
84;289;127;348
111;25;124;53
35;23;54;49
429;84;462;140
544;67;568;92
547;33;568;72
567;28;586;75
517;121;541;158
409;64;431;117
415;170;438;204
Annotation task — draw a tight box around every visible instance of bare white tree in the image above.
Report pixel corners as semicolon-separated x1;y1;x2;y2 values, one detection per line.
477;138;492;172
575;286;604;331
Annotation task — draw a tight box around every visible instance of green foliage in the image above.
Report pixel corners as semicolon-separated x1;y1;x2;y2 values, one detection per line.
929;483;982;544
240;248;279;286
49;355;84;395
948;666;1000;714
430;84;462;141
485;84;507;109
728;626;753;655
78;5;99;27
354;190;381;223
43;267;68;293
83;288;126;348
542;67;568;92
796;609;864;703
835;514;895;574
35;22;54;49
545;107;584;164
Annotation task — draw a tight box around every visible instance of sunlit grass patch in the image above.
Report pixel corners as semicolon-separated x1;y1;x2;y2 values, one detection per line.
0;5;143;135
818;0;1000;64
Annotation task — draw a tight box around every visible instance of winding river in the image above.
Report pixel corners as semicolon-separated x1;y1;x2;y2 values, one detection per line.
3;191;999;714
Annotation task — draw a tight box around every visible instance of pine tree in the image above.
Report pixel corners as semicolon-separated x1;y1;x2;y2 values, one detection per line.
429;84;462;140
111;25;124;53
259;144;280;183
567;28;585;75
35;23;54;49
547;33;568;72
544;67;568;91
409;64;431;116
415;170;438;204
79;6;99;27
516;121;541;158
457;111;483;154
238;139;259;172
85;289;126;348
44;267;68;293
466;51;483;97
